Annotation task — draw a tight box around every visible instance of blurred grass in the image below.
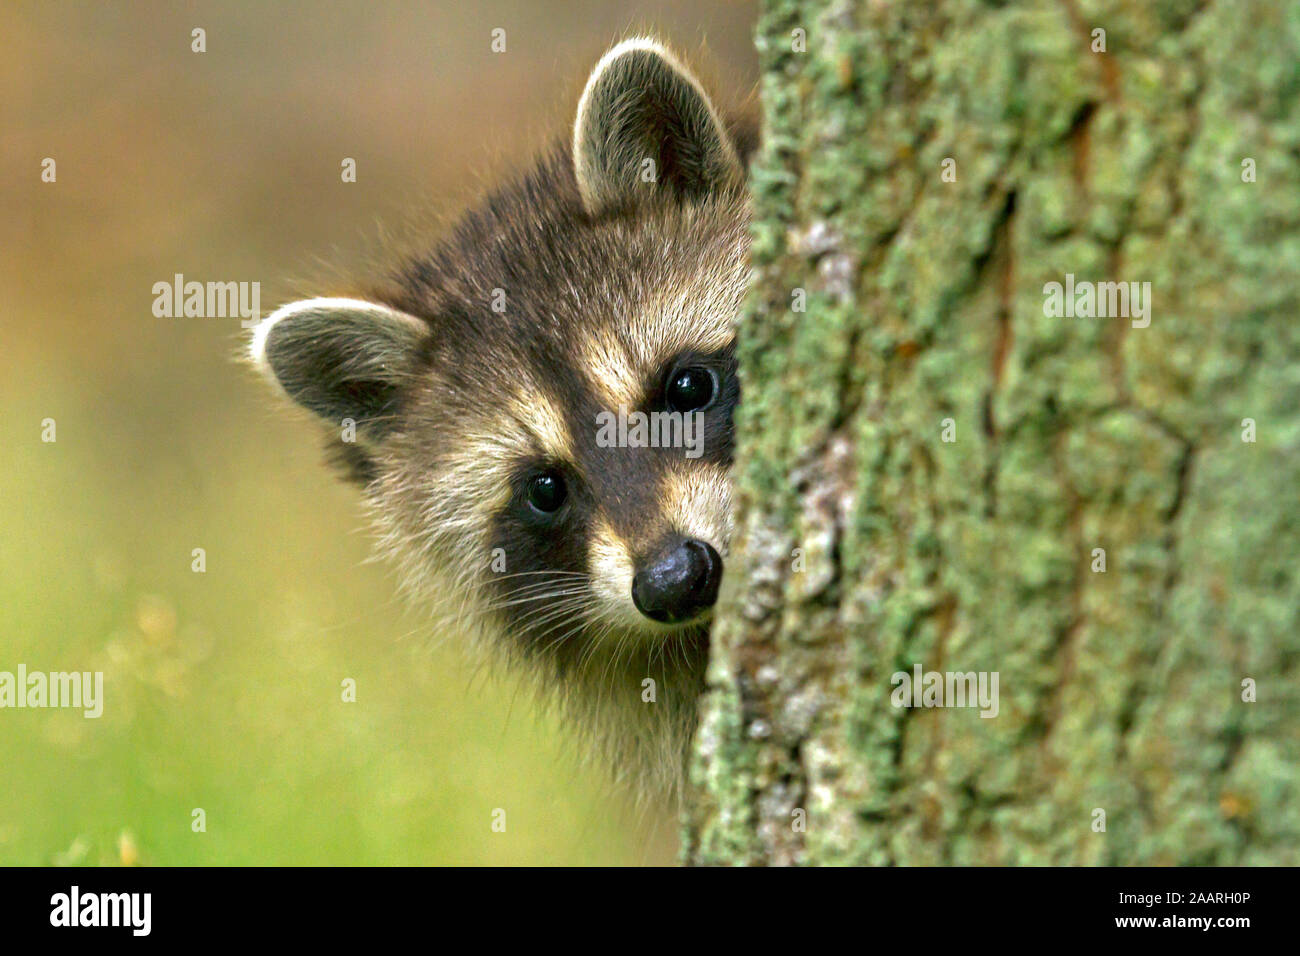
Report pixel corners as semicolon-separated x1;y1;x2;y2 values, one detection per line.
0;0;757;865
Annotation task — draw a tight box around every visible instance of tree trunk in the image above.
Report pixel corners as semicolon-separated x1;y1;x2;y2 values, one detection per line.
685;0;1299;865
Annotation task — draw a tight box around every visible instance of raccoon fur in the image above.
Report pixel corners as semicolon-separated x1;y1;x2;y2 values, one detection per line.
250;38;756;802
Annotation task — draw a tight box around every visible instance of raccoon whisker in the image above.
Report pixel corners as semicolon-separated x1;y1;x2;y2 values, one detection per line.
576;616;620;675
527;598;595;634
489;573;593;597
658;625;696;673
514;596;594;633
489;576;593;601
494;579;592;601
488;574;587;590
497;599;591;631
530;593;601;642
575;604;631;684
646;625;666;672
494;581;590;601
608;618;654;690
596;621;627;688
483;587;591;612
667;630;685;674
490;570;592;581
597;627;628;689
484;590;584;610
510;595;598;638
534;609;602;660
663;630;684;676
490;603;590;640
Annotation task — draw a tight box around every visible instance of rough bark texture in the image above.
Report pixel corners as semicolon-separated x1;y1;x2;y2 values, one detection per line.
685;0;1299;865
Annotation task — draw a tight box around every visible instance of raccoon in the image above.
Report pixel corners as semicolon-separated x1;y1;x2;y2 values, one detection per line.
250;38;755;801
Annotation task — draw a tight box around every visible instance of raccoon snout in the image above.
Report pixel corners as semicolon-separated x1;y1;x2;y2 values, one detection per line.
631;538;723;624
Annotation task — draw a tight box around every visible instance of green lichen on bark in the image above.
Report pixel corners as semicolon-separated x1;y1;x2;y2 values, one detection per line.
686;0;1300;865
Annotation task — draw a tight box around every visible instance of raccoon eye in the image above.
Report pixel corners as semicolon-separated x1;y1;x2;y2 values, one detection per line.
666;366;718;413
526;471;567;513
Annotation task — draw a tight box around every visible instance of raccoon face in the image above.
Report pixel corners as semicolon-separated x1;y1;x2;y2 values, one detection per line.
251;40;751;687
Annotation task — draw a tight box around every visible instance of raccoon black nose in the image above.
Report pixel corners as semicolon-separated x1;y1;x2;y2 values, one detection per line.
632;539;723;624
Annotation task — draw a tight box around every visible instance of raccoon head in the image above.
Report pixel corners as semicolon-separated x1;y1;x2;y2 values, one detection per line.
250;39;753;796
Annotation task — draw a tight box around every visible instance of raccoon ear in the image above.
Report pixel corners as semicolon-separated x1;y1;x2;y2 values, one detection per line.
573;38;743;216
250;297;427;437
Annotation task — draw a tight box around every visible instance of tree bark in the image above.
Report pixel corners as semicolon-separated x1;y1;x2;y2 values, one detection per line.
686;0;1299;865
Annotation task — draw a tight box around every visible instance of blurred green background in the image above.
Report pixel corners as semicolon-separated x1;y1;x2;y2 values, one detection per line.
0;0;757;865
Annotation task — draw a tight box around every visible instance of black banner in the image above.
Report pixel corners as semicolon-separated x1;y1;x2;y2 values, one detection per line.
0;865;1280;943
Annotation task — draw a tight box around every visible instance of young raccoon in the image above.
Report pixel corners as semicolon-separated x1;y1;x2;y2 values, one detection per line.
250;39;755;801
